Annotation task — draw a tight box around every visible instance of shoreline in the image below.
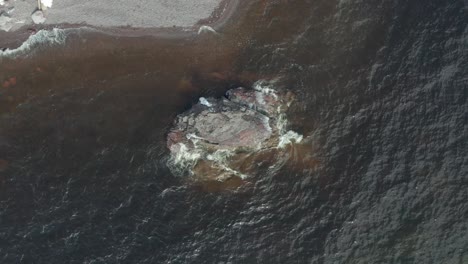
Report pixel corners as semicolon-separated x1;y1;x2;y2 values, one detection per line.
0;0;241;50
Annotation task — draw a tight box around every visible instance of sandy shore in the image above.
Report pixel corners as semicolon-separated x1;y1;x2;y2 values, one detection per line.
0;0;240;49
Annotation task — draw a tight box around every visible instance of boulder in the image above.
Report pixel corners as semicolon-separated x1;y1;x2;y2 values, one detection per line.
167;86;297;182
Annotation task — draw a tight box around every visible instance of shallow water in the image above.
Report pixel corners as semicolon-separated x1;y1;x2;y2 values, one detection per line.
1;0;467;263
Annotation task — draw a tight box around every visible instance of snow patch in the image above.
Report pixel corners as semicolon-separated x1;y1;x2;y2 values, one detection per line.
41;0;53;8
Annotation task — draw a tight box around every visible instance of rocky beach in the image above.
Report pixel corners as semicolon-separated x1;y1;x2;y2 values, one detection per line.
1;0;239;50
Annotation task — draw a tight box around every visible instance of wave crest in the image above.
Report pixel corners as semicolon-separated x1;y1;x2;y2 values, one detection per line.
0;28;67;58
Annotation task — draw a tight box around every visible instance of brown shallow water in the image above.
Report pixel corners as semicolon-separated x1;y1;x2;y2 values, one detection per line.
0;0;315;190
1;0;467;263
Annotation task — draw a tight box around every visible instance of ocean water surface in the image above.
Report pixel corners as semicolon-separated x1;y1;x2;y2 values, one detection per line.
0;0;467;263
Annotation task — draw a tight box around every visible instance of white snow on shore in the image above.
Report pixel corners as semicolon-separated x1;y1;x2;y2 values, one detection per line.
41;0;54;8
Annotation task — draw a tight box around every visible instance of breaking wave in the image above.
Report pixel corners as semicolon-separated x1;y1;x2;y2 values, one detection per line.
277;130;303;148
0;28;67;58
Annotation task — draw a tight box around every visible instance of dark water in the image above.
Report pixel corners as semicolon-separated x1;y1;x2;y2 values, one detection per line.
1;0;467;263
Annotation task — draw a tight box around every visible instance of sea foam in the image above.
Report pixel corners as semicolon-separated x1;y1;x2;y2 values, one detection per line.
277;130;303;148
0;28;67;58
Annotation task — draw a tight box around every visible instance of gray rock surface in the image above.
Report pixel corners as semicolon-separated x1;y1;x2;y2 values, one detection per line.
167;86;294;181
0;0;224;31
44;0;223;28
31;10;46;24
168;98;272;150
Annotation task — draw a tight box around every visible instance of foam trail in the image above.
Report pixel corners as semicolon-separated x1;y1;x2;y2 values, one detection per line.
253;80;279;99
277;130;303;148
0;28;67;58
171;143;201;168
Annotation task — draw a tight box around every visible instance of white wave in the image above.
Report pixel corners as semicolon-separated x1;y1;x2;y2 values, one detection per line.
218;164;248;180
199;97;212;107
253;80;279;99
262;115;272;134
275;113;288;134
0;28;67;58
277;130;303;148
198;25;217;35
255;91;266;105
170;143;201;167
207;149;234;164
207;149;249;180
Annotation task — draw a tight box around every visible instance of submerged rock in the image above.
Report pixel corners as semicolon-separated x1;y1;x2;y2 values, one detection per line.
167;84;301;183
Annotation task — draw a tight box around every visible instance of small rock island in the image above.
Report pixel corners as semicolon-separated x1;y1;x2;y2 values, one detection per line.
167;83;302;184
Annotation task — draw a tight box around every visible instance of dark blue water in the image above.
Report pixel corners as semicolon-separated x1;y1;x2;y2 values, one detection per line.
0;0;467;263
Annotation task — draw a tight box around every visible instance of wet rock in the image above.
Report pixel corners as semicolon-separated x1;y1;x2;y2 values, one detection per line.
227;87;283;116
167;85;299;182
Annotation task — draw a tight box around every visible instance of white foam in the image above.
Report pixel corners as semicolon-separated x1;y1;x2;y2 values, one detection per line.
0;28;66;58
186;133;204;141
255;91;265;105
207;150;248;180
207;149;234;164
219;164;248;180
275;113;288;134
277;130;303;148
198;25;218;35
199;97;212;107
0;0;4;6
253;80;279;99
169;143;201;172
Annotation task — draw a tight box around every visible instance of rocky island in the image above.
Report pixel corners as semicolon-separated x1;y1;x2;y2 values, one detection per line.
167;82;302;184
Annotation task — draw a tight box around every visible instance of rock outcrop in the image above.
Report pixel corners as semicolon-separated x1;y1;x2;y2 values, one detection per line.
167;84;301;182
